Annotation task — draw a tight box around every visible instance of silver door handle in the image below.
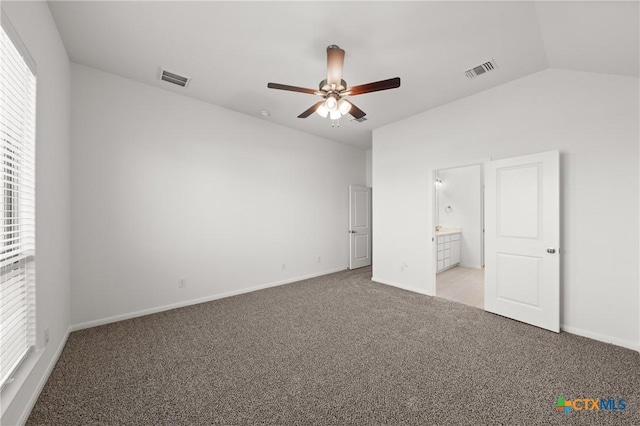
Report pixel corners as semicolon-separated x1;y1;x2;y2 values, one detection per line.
547;248;556;254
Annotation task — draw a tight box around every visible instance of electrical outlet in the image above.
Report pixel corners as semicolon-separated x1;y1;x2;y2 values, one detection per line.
44;327;49;345
281;264;286;270
178;279;186;288
317;256;321;263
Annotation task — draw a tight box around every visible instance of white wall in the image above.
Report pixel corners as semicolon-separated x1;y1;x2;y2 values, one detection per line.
373;69;639;350
437;165;482;268
70;64;366;327
0;1;71;425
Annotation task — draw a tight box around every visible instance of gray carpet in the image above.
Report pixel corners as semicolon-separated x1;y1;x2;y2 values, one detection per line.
27;267;640;425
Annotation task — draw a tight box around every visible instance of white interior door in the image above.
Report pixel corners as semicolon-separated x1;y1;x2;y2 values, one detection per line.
484;151;560;332
349;185;371;269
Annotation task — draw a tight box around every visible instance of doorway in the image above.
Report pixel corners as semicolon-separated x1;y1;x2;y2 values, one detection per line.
434;163;484;309
433;151;560;333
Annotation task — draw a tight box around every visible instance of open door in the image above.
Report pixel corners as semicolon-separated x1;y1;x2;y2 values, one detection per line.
349;185;371;269
484;151;560;332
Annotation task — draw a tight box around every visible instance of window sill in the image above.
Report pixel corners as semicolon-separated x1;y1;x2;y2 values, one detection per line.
0;329;70;424
0;346;44;417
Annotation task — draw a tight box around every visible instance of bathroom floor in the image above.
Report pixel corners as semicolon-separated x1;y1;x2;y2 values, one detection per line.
436;266;484;309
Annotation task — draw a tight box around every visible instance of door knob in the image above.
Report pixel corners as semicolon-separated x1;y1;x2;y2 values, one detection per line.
547;248;556;254
349;230;356;234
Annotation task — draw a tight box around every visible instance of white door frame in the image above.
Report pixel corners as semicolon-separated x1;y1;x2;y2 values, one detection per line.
432;161;486;294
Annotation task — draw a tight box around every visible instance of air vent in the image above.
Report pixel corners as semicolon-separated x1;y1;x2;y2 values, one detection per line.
159;68;191;88
465;59;497;79
351;117;368;123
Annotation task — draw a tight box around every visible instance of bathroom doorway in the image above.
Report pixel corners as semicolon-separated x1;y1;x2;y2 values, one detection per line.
434;163;484;308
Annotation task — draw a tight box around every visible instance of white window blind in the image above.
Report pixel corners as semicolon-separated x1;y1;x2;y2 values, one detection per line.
0;17;36;389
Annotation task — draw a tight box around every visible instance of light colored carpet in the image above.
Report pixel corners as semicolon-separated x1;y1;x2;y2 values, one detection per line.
27;267;639;425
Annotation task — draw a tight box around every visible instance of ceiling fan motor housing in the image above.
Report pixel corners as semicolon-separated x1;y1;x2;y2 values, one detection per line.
319;79;347;93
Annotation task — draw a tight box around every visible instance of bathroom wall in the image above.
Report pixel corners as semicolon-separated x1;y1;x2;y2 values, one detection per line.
437;164;482;268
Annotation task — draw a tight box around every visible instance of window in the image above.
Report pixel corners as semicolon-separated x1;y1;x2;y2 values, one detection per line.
0;16;36;389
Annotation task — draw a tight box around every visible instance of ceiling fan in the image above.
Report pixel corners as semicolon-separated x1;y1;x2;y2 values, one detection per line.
267;45;401;125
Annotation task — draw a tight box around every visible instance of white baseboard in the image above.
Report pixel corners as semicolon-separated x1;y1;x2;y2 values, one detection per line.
371;276;433;296
16;328;70;426
459;263;483;269
373;277;639;353
71;267;346;331
560;324;639;352
10;275;638;425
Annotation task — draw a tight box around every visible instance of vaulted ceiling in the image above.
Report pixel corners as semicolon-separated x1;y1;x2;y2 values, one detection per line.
47;1;639;150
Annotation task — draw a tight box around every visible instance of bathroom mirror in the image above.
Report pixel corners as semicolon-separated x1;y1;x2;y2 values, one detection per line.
434;172;442;228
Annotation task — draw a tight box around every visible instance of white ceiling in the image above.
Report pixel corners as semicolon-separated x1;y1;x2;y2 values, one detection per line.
47;1;639;150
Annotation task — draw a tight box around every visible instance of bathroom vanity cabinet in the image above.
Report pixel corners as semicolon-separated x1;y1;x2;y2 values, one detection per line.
436;232;460;273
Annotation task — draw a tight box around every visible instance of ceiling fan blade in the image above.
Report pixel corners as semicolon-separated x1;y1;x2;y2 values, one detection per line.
346;101;366;120
267;82;317;95
326;45;345;87
346;77;401;96
298;101;325;118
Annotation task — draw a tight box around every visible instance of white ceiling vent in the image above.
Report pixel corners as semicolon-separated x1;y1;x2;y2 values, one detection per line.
465;59;497;79
158;67;191;88
351;117;368;123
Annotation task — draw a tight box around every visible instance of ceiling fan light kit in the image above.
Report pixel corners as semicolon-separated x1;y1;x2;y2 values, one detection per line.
268;45;401;127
